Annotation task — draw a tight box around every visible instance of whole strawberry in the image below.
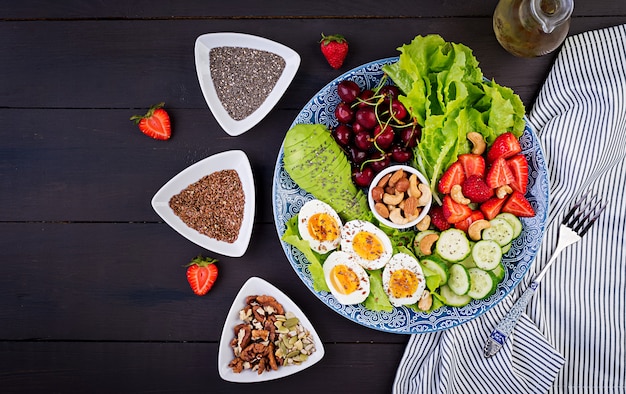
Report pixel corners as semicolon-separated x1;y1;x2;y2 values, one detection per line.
130;102;171;140
320;33;349;69
462;175;495;203
185;255;218;296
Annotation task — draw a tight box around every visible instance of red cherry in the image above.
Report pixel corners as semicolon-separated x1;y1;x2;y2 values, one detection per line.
391;145;413;163
373;124;395;150
337;80;360;103
335;102;354;123
352;166;374;187
357;89;375;108
354;131;373;151
355;107;377;130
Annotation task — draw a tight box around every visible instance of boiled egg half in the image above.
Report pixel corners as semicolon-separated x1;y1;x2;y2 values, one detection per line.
382;253;426;307
298;199;342;254
340;220;392;270
323;250;370;305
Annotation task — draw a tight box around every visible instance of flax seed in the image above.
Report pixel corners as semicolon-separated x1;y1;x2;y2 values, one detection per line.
169;169;244;243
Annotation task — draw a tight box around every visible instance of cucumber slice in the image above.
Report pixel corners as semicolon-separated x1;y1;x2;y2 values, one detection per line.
420;256;449;284
467;268;497;300
440;284;472;307
413;230;439;257
482;218;514;246
472;239;503;270
448;264;470;295
501;242;512;254
458;252;477;269
496;212;523;238
435;228;471;262
491;262;506;281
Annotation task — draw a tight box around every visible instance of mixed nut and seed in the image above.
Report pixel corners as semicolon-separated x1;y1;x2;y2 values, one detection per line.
370;168;431;226
228;295;316;375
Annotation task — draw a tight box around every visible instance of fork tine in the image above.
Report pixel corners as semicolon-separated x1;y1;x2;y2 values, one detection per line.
561;193;595;228
577;201;607;236
562;193;605;236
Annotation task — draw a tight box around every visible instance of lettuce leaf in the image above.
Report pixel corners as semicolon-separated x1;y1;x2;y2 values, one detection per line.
281;215;330;292
383;34;526;200
364;269;393;312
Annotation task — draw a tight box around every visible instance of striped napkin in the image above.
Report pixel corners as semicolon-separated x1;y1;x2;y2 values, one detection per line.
393;24;626;394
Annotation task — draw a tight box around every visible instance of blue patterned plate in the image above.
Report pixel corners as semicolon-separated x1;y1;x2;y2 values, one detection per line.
272;57;549;334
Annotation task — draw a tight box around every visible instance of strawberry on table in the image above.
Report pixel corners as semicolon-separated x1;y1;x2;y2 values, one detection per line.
486;132;521;162
130;102;171;140
185;255;218;296
507;154;529;193
438;161;466;194
320;33;349;69
502;191;536;217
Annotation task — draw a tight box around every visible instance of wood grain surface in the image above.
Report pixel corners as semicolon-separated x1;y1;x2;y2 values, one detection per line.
1;1;625;392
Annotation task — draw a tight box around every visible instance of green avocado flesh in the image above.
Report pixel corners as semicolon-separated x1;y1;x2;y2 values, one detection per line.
283;123;369;222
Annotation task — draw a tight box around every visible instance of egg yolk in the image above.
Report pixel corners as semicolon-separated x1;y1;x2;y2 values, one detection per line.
308;213;340;242
330;264;359;295
388;269;419;299
352;231;384;261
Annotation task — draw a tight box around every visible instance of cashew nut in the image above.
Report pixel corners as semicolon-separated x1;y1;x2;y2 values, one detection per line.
389;208;409;225
416;183;432;206
417;290;433;311
467;132;486;155
408;174;421;198
468;219;491;241
450;184;471;205
419;233;439;256
383;191;404;205
416;214;431;231
496;184;513;199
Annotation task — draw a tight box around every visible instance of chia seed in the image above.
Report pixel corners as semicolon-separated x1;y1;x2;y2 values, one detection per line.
209;46;286;121
169;169;245;244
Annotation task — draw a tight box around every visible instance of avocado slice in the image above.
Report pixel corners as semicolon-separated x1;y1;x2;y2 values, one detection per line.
283;124;369;222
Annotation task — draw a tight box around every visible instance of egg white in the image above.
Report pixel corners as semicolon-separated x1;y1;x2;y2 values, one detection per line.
298;199;342;254
340;220;393;270
323;250;370;305
382;253;426;307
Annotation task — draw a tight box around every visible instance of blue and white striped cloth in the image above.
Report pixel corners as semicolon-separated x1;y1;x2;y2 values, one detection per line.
393;24;626;394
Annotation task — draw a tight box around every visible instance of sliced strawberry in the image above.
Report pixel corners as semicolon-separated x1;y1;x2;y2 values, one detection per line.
430;205;451;231
480;196;508;220
507;154;529;194
502;191;536;217
185;255;218;296
458;154;486;178
442;195;472;224
462;175;495;203
130;102;172;140
438;161;466;194
486;157;516;189
487;132;521;162
455;210;485;233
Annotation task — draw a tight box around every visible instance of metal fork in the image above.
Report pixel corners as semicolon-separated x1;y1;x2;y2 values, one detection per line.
483;193;606;358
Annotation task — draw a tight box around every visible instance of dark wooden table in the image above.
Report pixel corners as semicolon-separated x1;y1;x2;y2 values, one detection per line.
1;2;625;393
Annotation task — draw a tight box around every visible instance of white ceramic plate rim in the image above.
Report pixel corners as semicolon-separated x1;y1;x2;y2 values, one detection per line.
194;32;301;136
151;150;255;257
218;276;325;383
